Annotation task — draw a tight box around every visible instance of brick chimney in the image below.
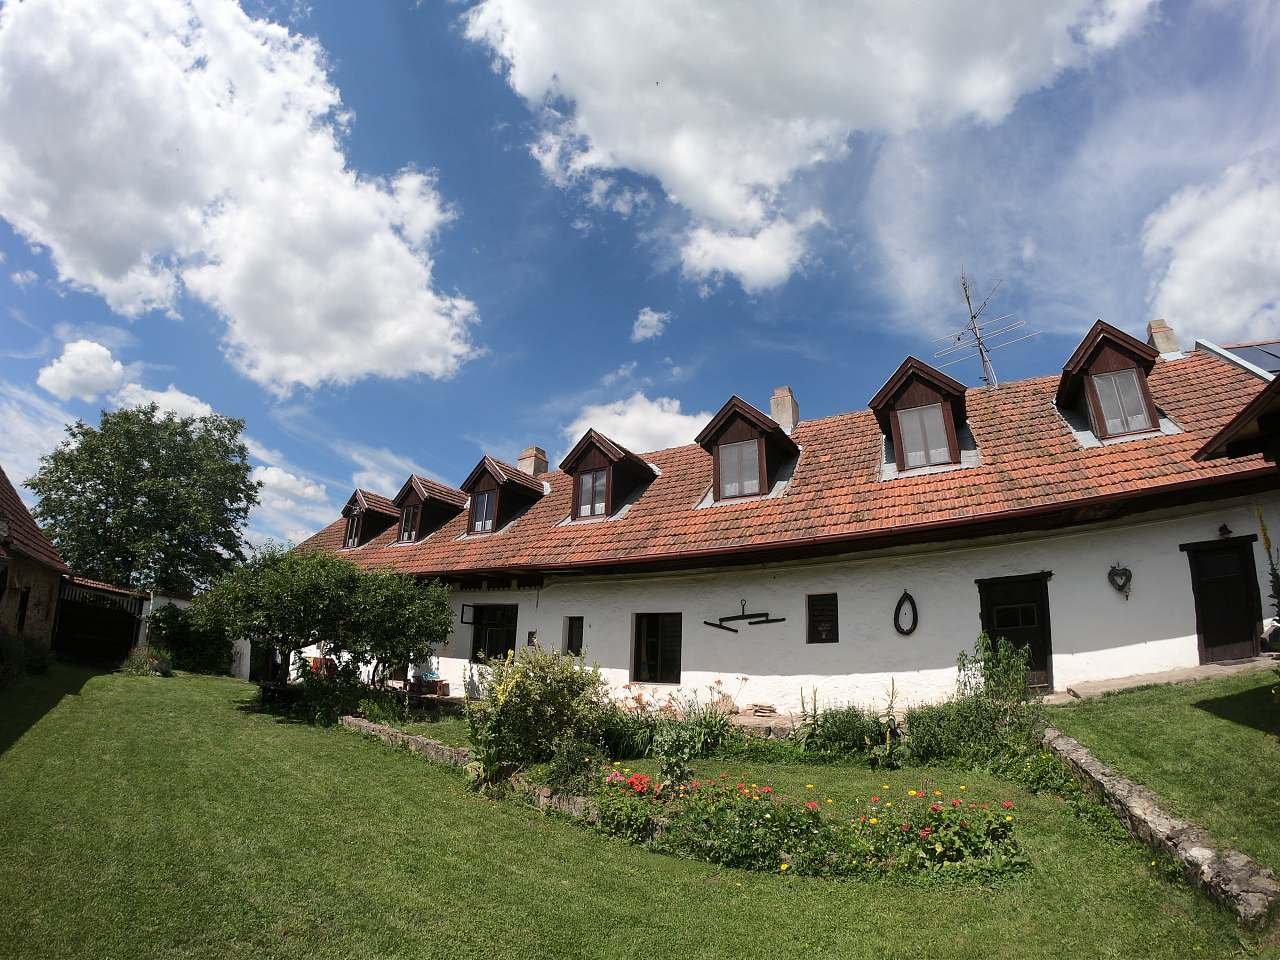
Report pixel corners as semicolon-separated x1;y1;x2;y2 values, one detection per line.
1146;318;1180;355
517;445;548;475
770;385;799;434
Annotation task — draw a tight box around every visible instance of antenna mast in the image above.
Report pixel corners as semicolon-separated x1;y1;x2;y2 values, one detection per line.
933;271;1040;387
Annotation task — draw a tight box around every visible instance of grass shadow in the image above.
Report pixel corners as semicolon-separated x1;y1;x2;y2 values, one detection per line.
1193;674;1280;738
0;661;104;756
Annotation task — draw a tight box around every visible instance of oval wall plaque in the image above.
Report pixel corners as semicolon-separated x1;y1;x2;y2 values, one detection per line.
894;590;918;636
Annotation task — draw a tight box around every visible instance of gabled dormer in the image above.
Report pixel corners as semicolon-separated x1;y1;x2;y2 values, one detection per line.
460;456;546;535
559;428;657;520
695;396;800;502
869;358;967;472
1056;320;1160;440
392;474;467;543
341;489;399;549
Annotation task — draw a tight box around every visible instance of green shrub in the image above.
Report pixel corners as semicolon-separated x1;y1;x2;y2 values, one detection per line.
358;691;410;727
465;648;610;787
148;603;233;674
903;695;1007;766
539;735;607;794
295;660;366;725
599;703;658;759
797;696;882;756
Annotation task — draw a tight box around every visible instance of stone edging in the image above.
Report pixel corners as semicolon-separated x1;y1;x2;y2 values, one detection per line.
1043;727;1279;928
337;715;596;819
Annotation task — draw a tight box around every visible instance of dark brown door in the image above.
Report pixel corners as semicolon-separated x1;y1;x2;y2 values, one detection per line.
1182;537;1262;663
977;573;1053;689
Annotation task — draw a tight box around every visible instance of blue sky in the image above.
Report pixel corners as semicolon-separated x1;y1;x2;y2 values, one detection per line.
1;0;1277;543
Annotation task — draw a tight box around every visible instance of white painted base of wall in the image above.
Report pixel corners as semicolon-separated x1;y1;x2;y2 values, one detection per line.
413;494;1279;714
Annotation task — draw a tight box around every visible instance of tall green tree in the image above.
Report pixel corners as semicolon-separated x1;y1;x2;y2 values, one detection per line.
28;404;260;594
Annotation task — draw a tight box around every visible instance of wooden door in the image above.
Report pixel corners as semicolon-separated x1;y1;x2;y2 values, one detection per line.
1182;537;1262;663
977;573;1053;689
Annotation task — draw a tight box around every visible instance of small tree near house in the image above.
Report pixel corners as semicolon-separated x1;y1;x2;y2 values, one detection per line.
191;545;451;689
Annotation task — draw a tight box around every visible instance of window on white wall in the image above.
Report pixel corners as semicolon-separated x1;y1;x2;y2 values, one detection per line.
632;612;681;683
806;593;839;643
564;616;584;656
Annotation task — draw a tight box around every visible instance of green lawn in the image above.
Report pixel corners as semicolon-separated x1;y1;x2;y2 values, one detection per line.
0;667;1273;960
398;715;470;748
1048;667;1280;875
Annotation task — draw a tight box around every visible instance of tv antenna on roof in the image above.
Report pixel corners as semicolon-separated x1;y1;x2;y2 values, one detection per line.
932;271;1040;387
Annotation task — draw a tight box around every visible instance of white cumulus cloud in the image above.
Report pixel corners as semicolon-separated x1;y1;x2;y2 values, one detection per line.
0;0;477;395
36;340;127;402
465;0;1154;291
563;391;710;454
1143;154;1280;343
113;382;214;419
631;307;671;342
10;270;37;289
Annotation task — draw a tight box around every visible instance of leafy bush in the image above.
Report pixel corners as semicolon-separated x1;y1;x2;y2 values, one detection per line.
465;648;611;787
904;634;1044;767
539;735;607;794
147;603;233;674
358;690;410;727
295;659;366;725
599;703;658;759
592;769;1025;879
796;692;883;756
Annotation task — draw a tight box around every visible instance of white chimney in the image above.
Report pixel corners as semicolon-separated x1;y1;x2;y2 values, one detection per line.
517;445;548;475
1146;318;1180;355
770;385;799;434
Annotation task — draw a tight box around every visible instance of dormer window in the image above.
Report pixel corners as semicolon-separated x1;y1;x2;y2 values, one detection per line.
1092;369;1152;436
1056;320;1161;441
340;489;399;548
460;456;545;536
896;403;951;468
559;428;657;520
471;490;496;533
694;396;799;503
398;504;420;542
576;468;607;517
869;358;967;474
718;438;761;498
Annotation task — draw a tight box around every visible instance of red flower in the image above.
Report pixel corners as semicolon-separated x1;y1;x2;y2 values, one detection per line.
981;802;990;810
929;803;942;813
805;801;819;811
951;799;962;808
869;795;880;804
1001;800;1015;810
900;823;910;833
919;827;933;839
761;785;774;795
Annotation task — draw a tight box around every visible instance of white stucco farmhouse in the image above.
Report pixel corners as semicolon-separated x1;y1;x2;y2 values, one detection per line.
294;320;1280;712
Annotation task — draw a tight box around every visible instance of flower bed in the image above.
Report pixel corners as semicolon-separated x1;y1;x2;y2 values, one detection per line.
594;766;1025;879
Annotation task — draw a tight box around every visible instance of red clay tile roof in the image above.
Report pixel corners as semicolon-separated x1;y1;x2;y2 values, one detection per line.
0;462;68;573
65;575;147;598
461;456;547;497
297;350;1277;576
350;489;398;517
400;474;468;509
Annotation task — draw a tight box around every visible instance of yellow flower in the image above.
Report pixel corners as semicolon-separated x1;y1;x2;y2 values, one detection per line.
881;784;890;790
825;798;833;805
934;842;943;853
868;817;879;825
933;790;942;797
624;768;632;774
959;785;966;791
885;801;893;807
1005;815;1014;822
908;789;918;797
779;863;790;871
751;783;757;789
612;761;621;767
806;784;814;790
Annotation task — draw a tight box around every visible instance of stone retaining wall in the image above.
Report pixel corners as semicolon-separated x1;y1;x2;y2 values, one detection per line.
338;715;597;819
1044;727;1279;928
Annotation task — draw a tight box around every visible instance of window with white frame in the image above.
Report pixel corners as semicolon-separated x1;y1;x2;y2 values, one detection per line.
895;403;951;468
1092;369;1153;436
718;439;760;498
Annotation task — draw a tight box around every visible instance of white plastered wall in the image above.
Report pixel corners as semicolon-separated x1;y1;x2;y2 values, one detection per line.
417;493;1279;713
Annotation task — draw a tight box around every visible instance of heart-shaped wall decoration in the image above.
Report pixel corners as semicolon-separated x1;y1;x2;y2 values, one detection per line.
1107;564;1132;595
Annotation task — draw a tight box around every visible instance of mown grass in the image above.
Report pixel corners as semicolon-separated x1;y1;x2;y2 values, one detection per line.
398;715;470;748
0;666;1272;959
1048;667;1280;875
